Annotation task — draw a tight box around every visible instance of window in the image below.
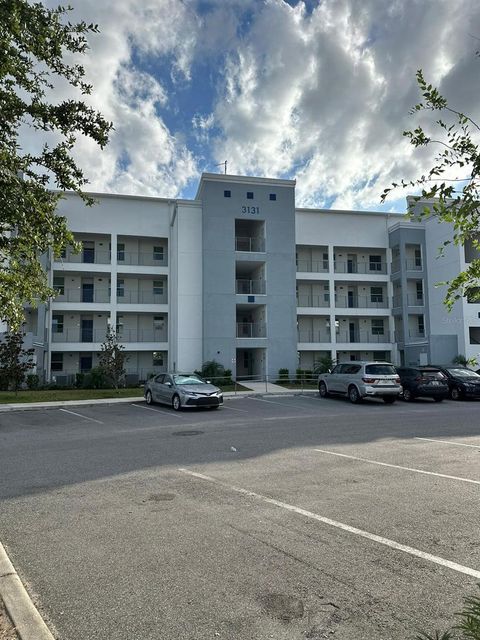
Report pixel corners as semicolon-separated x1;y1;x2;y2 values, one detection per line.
52;314;64;334
418;316;425;335
369;255;382;271
116;315;123;335
153;280;164;296
117;243;125;261
269;193;276;201
51;353;63;372
370;287;383;303
224;190;231;198
416;281;423;301
153;246;164;262
414;248;422;267
153;351;164;367
323;283;330;304
467;287;480;303
246;192;254;199
53;276;64;296
371;319;385;335
153;316;164;330
323;252;329;270
116;279;124;298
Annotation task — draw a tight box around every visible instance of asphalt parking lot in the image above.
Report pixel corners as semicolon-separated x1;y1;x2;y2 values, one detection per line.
1;393;480;639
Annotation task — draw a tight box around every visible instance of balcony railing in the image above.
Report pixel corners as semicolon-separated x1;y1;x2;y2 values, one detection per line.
297;330;331;343
395;331;426;343
52;328;108;343
335;295;388;309
57;251;111;265
54;289;110;303
117;291;168;304
236;322;266;338
235;279;266;295
296;294;330;308
296;259;329;273
334;261;387;274
391;259;423;273
235;236;265;252
336;331;391;344
117;329;168;342
392;295;424;307
117;251;168;267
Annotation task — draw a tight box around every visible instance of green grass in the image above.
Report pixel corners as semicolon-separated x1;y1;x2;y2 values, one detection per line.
0;387;144;404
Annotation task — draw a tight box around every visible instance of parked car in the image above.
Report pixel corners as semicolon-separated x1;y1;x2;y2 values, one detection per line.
396;366;449;402
144;373;224;410
318;361;402;404
434;366;480;400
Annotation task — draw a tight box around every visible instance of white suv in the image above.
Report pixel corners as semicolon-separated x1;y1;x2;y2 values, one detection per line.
318;361;402;404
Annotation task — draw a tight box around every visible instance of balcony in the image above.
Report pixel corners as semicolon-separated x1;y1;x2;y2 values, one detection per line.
52;328;107;343
117;291;168;304
236;322;266;338
235;236;265;252
236;279;266;295
117;252;168;267
394;331;426;344
58;250;111;265
391;259;423;272
297;330;331;343
334;261;387;275
296;259;328;273
54;289;110;303
336;331;391;344
335;295;388;309
296;294;330;308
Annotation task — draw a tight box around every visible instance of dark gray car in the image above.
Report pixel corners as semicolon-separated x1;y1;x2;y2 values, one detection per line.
144;373;223;410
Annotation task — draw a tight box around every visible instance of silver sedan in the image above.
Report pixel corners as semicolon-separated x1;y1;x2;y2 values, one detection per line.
144;373;223;411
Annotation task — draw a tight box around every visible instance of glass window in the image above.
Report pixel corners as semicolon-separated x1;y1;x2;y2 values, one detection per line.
369;255;382;271
153;280;164;295
116;279;124;297
153;351;164;367
370;287;383;303
323;252;329;270
365;364;396;375
224;190;231;198
53;276;64;295
246;192;254;199
153;316;164;330
51;353;63;371
269;193;276;201
371;319;384;335
416;281;423;300
117;243;125;261
153;246;164;261
116;315;123;334
414;248;422;267
52;314;64;333
417;316;425;334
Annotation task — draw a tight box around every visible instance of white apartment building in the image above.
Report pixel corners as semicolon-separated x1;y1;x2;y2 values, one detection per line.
20;173;480;383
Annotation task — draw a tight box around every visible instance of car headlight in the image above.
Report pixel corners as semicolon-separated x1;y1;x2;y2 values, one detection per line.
183;391;198;397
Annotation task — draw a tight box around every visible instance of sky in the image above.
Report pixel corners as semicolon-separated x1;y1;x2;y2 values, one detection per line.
39;0;480;212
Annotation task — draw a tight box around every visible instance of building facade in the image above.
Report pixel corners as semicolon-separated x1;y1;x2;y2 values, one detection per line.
19;173;480;383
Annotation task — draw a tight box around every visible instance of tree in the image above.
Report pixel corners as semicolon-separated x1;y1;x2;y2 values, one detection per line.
0;332;34;392
98;329;128;389
0;1;112;330
381;69;480;310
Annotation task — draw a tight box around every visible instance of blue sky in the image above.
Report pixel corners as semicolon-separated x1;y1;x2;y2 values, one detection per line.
43;0;480;211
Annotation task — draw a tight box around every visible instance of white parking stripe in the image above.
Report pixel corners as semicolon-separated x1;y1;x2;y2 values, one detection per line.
415;437;480;449
251;397;316;411
178;468;480;580
221;404;249;413
131;403;183;418
59;408;103;424
313;448;480;486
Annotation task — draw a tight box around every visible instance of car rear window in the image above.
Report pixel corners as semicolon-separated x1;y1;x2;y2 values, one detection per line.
365;364;397;375
420;370;446;380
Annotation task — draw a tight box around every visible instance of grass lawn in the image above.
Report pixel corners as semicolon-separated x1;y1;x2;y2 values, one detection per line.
0;387;144;404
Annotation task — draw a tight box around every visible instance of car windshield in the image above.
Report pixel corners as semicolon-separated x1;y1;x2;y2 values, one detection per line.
365;364;396;375
446;368;480;379
173;374;205;385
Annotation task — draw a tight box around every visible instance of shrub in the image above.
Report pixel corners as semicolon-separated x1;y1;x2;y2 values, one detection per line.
75;373;85;388
276;368;290;384
82;367;107;389
313;356;336;375
26;374;39;390
195;360;233;387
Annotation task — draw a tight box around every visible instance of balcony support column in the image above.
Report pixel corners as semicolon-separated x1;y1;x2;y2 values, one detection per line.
109;233;117;333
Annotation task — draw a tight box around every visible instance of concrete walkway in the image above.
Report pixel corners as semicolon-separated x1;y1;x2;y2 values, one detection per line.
238;381;300;394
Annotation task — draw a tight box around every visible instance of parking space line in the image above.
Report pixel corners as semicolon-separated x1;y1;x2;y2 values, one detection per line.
178;467;480;579
131;403;184;418
415;437;480;449
59;408;103;424
221;404;249;412
251;397;316;411
313;448;480;486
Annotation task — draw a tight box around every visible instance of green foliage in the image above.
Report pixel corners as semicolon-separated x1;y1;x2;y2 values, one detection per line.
0;1;112;329
194;360;233;386
417;583;480;640
381;68;480;311
26;373;39;389
75;372;85;388
81;367;107;389
276;368;290;384
98;330;128;389
0;331;34;391
453;354;478;368
295;368;313;383
313;355;336;374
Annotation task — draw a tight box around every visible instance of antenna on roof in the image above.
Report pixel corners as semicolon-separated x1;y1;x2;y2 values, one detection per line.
215;160;227;175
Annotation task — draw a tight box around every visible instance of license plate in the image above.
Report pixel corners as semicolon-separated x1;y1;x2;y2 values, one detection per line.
377;380;391;386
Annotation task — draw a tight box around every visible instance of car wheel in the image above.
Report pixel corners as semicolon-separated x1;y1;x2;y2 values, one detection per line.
348;385;361;404
433;397;444;403
450;387;462;401
172;394;182;411
402;388;414;402
145;390;153;405
319;382;328;398
383;396;396;404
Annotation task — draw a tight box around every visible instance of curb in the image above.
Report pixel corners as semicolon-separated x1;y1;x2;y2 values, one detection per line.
0;542;54;640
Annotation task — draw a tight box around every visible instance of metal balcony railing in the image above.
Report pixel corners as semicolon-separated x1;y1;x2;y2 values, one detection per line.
406;260;423;271
297;330;331;343
235;279;266;295
52;328;108;343
117;291;168;304
335;295;388;309
394;331;426;344
117;330;168;342
296;294;330;308
336;331;391;344
56;251;111;265
334;261;387;274
296;259;329;273
235;237;265;252
392;294;424;307
54;289;110;303
236;322;266;338
117;251;168;266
